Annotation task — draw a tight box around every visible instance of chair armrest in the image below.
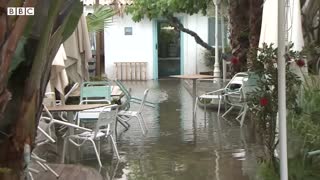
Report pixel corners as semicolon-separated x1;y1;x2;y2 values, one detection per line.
204;88;225;95
41;116;92;132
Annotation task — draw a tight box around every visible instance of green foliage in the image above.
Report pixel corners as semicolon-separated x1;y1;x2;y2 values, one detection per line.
62;0;83;41
126;0;211;22
258;153;320;180
289;76;320;150
257;161;279;180
9;38;27;77
248;43;302;162
86;5;116;32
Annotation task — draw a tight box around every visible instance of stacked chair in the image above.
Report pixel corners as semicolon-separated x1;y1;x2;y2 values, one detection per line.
194;72;249;127
114;80;155;135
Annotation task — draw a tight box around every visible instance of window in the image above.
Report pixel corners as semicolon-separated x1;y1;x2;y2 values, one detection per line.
124;27;133;35
208;17;228;47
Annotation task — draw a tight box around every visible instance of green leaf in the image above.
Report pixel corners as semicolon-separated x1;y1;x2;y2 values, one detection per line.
86;5;116;33
9;37;27;77
62;0;83;41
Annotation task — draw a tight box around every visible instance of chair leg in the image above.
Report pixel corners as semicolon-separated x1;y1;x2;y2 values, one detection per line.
43;163;59;178
117;116;130;130
61;137;68;163
222;106;234;117
109;135;120;159
240;105;248;127
89;139;102;167
139;114;147;132
136;116;145;135
217;96;222;116
29;172;34;180
97;139;101;156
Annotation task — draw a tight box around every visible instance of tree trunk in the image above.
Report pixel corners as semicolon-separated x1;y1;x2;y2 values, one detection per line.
228;0;250;74
0;0;81;178
247;0;263;70
166;15;214;52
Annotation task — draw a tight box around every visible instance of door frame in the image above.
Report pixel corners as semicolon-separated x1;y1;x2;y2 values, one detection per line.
152;18;184;80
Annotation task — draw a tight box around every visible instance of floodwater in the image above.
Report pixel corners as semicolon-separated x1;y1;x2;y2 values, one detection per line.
68;80;263;180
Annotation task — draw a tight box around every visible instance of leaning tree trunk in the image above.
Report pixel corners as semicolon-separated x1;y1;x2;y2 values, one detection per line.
228;0;250;74
0;0;82;178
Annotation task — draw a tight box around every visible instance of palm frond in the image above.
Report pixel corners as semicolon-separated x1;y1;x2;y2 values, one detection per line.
86;5;116;32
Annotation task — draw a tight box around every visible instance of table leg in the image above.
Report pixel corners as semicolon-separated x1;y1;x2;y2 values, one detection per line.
192;80;197;113
62;112;78;163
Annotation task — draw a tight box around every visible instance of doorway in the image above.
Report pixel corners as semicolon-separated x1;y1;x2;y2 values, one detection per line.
157;21;181;78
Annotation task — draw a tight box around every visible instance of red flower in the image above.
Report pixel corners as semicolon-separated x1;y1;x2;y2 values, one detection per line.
231;56;240;65
296;59;305;67
260;97;268;106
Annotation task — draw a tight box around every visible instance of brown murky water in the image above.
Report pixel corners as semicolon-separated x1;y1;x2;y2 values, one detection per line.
65;80;263;180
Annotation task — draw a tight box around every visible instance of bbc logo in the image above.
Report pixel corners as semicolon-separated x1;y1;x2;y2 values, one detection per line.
7;7;34;16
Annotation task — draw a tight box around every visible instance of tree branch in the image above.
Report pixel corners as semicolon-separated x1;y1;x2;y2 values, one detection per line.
166;15;214;51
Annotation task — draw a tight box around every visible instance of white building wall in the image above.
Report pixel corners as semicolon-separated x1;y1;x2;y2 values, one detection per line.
104;15;154;80
104;13;211;80
182;13;211;75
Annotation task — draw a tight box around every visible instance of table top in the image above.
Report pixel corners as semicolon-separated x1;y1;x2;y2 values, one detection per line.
46;104;111;112
170;74;215;80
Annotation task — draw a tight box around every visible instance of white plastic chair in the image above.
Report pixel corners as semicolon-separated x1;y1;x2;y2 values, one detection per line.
117;89;150;135
194;72;249;126
62;105;120;167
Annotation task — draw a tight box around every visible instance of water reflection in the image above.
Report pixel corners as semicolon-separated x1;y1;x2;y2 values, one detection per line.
84;80;262;180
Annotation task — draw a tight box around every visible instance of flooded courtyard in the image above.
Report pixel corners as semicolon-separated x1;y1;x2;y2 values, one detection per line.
47;79;263;180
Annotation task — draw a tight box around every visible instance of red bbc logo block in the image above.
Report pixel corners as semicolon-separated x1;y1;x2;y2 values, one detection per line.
7;7;34;16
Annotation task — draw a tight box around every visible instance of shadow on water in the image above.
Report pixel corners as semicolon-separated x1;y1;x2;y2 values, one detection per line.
65;80;263;180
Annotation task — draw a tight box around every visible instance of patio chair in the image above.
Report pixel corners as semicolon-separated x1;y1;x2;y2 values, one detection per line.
194;72;249;126
27;121;60;179
117;89;150;135
80;81;112;104
114;80;156;108
62;105;120;167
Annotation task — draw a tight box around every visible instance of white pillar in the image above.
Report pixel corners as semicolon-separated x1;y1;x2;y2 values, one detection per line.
220;8;226;82
278;0;288;179
213;0;221;79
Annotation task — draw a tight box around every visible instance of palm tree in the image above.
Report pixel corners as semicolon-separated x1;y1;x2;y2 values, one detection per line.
86;5;116;33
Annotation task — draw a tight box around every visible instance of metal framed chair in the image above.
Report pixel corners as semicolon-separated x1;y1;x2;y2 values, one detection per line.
194;72;249;126
114;80;156;108
117;89;150;135
62;105;120;167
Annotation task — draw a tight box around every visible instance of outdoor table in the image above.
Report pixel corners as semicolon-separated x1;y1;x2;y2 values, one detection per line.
170;74;215;111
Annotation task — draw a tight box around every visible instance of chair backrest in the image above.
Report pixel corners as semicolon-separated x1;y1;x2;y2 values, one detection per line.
224;72;248;104
225;72;248;92
93;105;118;138
138;89;150;113
80;82;111;102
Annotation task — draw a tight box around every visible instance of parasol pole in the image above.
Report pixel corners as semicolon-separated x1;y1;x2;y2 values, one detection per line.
278;0;288;179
